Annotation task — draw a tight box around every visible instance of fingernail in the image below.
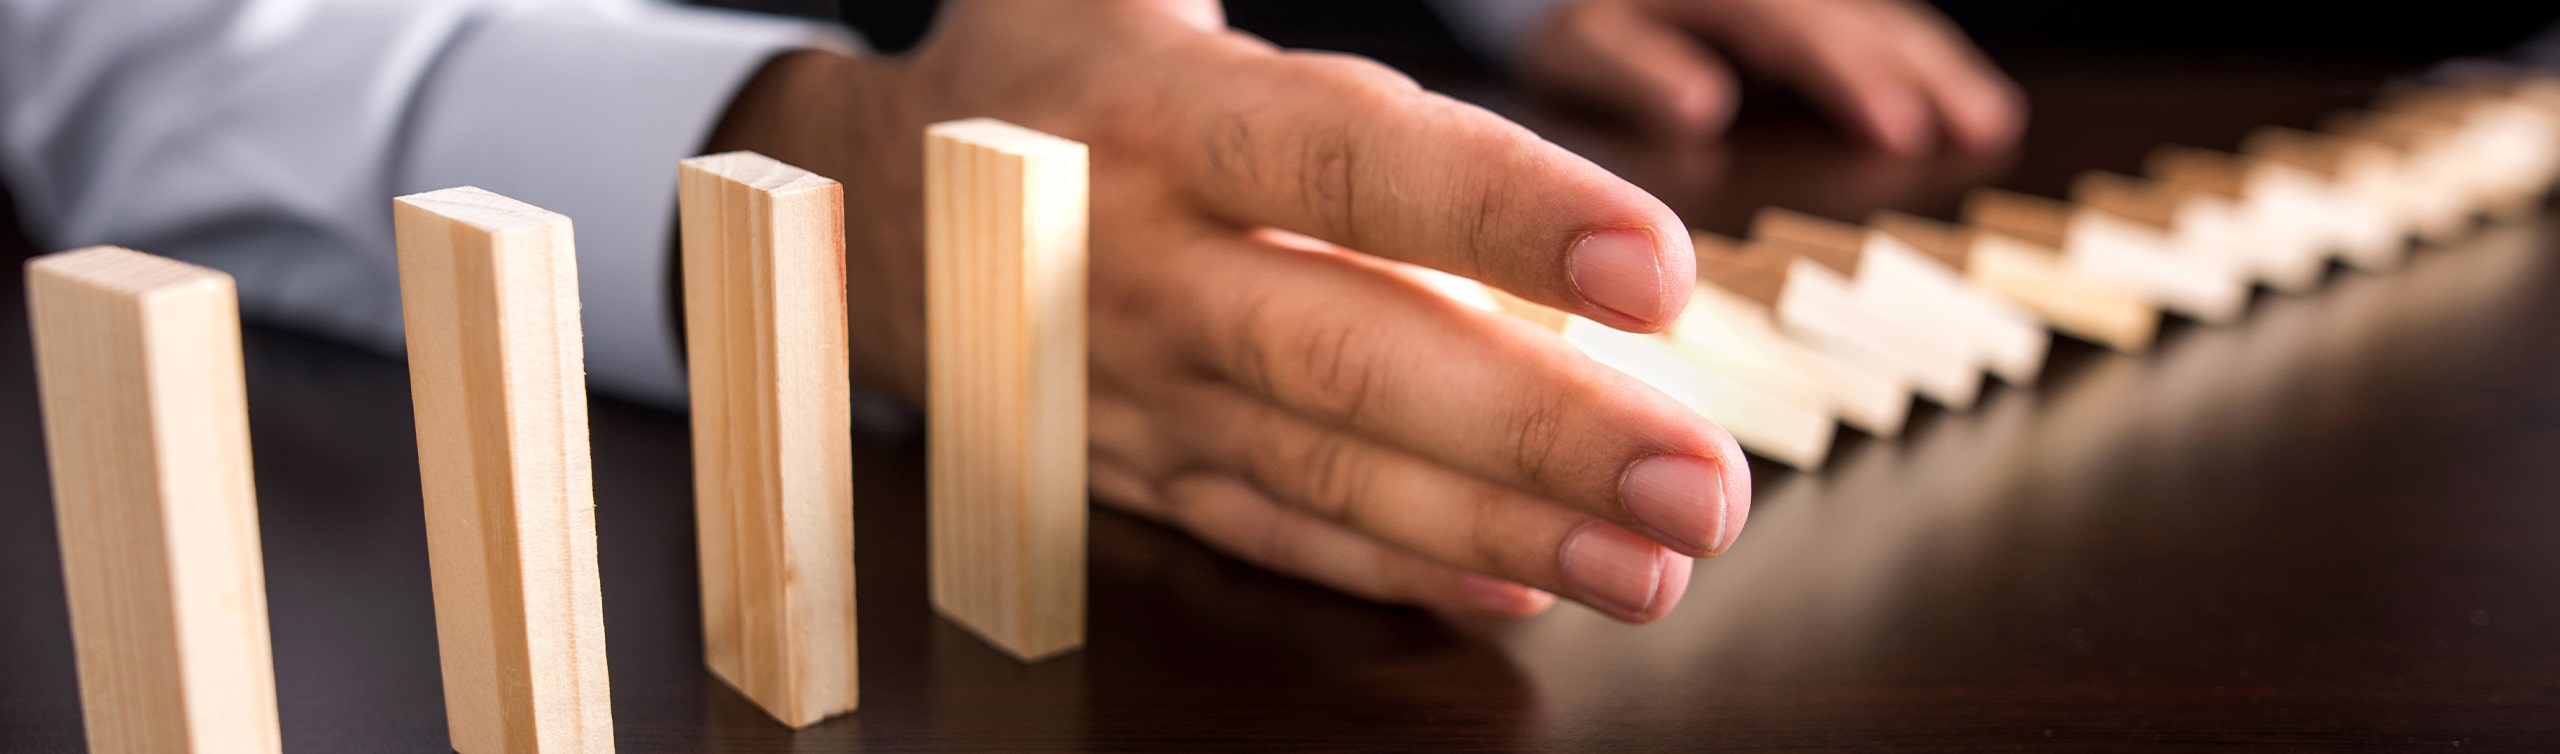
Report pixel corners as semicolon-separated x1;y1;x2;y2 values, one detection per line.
1620;454;1726;556
1457;573;1550;615
1570;228;1669;324
1560;523;1666;620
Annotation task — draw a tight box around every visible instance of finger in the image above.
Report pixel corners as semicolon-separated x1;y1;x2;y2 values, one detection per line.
1653;0;1935;153
1518;0;1741;137
1090;379;1180;477
1161;474;1558;616
1165;230;1752;557
1090;456;1166;520
1167;377;1710;622
1167;42;1694;330
1871;0;2024;150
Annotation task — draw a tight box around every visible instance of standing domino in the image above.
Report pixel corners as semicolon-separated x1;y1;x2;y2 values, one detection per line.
27;247;281;754
678;152;860;727
394;187;614;754
926;118;1089;662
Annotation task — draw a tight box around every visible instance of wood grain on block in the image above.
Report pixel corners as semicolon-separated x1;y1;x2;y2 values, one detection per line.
1871;212;2158;353
2072;170;2324;291
26;247;280;754
2146;145;2398;272
1672;283;1912;438
392;187;614;754
1695;233;1981;409
677;152;858;728
1562;317;1834;470
1752;208;2049;385
1964;188;2248;324
925;118;1088;663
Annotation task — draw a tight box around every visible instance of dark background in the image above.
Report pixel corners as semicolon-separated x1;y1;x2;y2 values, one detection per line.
801;1;2560;61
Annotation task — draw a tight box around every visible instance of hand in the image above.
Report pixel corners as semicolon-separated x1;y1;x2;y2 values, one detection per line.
1516;0;2026;153
708;0;1752;623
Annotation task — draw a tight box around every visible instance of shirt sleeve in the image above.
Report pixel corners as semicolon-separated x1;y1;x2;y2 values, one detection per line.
0;0;854;407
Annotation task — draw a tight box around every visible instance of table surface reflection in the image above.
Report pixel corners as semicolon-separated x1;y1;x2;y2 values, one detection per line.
7;57;2560;751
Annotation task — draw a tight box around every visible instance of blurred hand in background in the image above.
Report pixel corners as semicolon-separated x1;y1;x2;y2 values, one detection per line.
1510;0;2026;152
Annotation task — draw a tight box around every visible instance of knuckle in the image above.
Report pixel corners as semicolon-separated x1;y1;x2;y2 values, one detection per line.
1294;313;1385;424
1504;388;1573;491
1223;290;1286;395
1295;114;1363;244
1289;432;1367;526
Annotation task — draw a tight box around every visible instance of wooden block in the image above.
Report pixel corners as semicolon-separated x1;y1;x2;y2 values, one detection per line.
2071;170;2324;291
1561;316;1835;471
2241;125;2423;262
677;152;858;727
1401;265;1854;458
1671;282;1913;438
1963;188;2249;323
2146;145;2400;272
1752;208;2050;384
2374;87;2560;217
925;118;1088;662
26;247;280;754
1869;211;2158;352
1695;233;1982;409
2319;110;2477;243
392;187;614;754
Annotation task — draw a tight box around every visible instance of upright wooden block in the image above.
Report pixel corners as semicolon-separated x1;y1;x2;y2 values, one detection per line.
677;152;859;727
1751;208;2050;385
925;118;1088;662
1694;232;1982;410
26;247;280;754
393;187;614;754
1963;188;2250;324
2070;170;2326;291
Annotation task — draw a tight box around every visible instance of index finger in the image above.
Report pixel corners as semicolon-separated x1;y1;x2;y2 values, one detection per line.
1167;44;1695;332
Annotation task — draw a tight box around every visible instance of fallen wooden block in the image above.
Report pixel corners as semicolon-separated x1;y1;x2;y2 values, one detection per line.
2070;170;2325;291
677;152;859;727
1671;282;1913;439
1412;270;1843;467
2144;145;2399;273
2373;86;2560;217
1694;232;1982;410
1563;315;1837;471
393;187;614;754
2239;125;2423;263
925;118;1087;662
2319;109;2477;243
1962;187;2250;324
26;247;280;754
1751;207;2051;385
1866;211;2158;353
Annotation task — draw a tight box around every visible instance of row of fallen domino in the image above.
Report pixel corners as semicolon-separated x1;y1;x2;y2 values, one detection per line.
24;119;1083;753
1500;76;2560;470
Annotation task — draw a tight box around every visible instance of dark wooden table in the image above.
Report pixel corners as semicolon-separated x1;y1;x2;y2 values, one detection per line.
10;57;2560;752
